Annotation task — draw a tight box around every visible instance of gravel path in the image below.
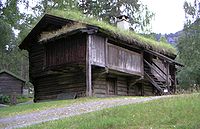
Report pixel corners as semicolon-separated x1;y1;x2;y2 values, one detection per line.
0;95;173;129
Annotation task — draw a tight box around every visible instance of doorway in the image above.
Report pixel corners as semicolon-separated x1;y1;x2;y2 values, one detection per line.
107;78;117;95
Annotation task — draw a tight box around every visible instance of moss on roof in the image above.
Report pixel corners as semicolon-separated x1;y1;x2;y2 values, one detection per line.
40;23;86;42
46;9;176;56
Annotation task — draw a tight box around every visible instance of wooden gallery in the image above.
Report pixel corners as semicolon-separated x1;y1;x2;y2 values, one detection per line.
19;13;182;102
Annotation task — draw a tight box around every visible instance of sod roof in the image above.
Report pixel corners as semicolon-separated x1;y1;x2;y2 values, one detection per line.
20;9;177;57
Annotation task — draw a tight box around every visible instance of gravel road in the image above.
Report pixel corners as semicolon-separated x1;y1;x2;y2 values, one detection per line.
0;95;173;129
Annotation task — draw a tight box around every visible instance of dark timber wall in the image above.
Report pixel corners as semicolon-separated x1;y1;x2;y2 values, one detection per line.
93;74;129;97
0;73;24;95
92;74;155;97
92;67;142;97
29;34;87;101
34;69;86;101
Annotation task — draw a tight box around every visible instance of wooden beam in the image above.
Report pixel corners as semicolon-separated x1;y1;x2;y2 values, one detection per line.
166;62;169;90
174;69;177;93
105;38;108;68
145;50;183;67
86;35;92;96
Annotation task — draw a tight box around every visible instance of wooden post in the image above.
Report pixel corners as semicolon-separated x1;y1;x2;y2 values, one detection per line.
166;62;169;90
105;38;108;68
10;92;17;105
141;51;144;75
174;66;177;93
86;35;92;96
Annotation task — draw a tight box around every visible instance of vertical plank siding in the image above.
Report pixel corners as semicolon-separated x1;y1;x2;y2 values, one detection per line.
152;59;167;81
29;34;87;101
107;43;142;75
91;35;105;67
46;35;86;67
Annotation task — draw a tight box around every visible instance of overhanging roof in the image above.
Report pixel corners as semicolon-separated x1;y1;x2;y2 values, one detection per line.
19;14;176;58
145;50;184;67
0;69;26;82
19;14;75;50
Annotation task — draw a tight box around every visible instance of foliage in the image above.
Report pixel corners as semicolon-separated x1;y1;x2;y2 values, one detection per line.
22;94;200;129
16;96;32;104
79;0;154;32
177;0;200;88
0;19;15;70
0;94;31;105
183;0;200;26
0;0;33;80
32;0;154;32
0;95;10;104
46;9;176;56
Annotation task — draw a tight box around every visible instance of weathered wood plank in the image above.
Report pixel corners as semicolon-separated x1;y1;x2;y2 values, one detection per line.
86;35;92;96
107;43;143;75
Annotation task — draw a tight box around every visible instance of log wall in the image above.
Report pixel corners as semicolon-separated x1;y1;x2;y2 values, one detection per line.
92;70;130;97
29;34;87;102
116;76;128;96
34;69;86;101
142;81;154;96
29;43;45;79
0;73;24;95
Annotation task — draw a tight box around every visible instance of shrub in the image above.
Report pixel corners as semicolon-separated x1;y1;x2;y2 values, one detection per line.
0;95;10;104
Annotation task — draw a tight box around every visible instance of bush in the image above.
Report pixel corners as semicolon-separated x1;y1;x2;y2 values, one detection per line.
0;95;10;104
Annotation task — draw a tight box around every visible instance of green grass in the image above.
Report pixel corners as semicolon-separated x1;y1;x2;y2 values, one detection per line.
0;97;102;118
45;9;176;56
0;96;141;118
16;96;32;104
23;93;200;129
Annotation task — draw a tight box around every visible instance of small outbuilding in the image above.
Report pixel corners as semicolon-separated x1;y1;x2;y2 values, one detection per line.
0;69;26;96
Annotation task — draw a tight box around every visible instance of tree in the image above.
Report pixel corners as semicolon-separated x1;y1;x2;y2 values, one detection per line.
32;0;154;32
79;0;154;32
0;0;31;79
0;19;15;69
177;0;200;89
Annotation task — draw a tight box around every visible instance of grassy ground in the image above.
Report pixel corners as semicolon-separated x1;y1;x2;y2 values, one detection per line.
23;93;200;129
0;96;141;118
0;97;96;118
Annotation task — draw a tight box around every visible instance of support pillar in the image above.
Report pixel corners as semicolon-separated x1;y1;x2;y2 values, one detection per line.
86;35;92;96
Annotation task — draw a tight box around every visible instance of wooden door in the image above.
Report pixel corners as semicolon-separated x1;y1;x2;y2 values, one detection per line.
107;78;116;95
135;83;143;96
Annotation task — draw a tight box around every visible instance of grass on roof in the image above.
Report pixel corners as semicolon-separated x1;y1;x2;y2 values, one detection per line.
40;23;86;42
46;9;176;56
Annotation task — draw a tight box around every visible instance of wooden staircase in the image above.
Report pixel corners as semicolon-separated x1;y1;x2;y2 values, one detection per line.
144;59;170;95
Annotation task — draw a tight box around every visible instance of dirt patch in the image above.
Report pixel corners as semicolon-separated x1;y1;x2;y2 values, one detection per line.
0;95;173;129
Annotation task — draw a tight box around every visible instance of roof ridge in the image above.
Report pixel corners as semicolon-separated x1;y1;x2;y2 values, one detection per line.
0;69;26;82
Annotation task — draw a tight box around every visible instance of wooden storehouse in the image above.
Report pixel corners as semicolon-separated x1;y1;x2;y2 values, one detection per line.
19;12;182;102
0;70;26;96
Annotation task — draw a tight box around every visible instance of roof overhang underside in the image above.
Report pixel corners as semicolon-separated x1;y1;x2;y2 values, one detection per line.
145;50;183;67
